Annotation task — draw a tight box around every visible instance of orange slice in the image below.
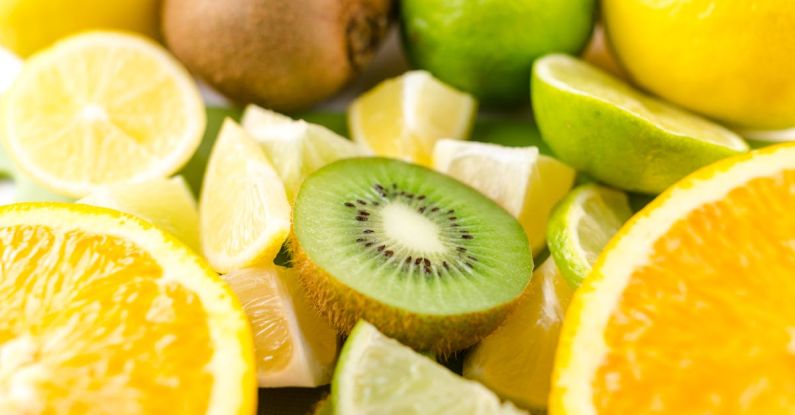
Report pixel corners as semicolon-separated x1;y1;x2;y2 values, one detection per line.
551;143;795;414
0;202;255;414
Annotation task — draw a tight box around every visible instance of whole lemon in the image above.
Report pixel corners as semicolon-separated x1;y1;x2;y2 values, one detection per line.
604;0;795;130
0;0;160;57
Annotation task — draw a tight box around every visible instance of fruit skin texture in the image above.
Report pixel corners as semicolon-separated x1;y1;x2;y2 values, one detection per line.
531;56;746;194
162;0;393;112
0;0;160;57
604;0;795;130
291;238;518;355
401;0;595;106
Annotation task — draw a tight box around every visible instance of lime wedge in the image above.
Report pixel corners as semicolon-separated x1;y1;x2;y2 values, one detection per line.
532;54;748;194
546;184;633;287
333;321;527;415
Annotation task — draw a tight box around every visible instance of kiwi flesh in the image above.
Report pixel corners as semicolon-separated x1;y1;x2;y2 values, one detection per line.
292;158;533;353
161;0;393;112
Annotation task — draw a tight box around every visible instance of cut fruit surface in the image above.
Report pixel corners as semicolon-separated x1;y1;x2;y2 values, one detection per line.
349;71;476;166
241;105;366;201
292;157;533;353
547;184;632;287
0;202;255;414
78;176;200;252
200;119;291;273
222;267;338;387
333;320;527;415
464;258;573;410
2;31;205;198
433;139;575;254
532;54;748;194
552;144;795;414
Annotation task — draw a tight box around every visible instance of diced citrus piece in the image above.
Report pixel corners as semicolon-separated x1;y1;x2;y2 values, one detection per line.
464;258;573;410
552;144;795;414
200;119;290;273
2;31;205;198
333;320;527;415
223;267;338;387
433;139;575;254
349;70;476;166
241;105;366;201
78;176;200;252
0;202;255;414
547;184;633;287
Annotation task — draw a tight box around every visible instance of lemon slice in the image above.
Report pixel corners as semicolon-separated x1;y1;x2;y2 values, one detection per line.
78;176;200;252
433;139;575;254
223;266;338;387
0;202;255;414
2;31;205;198
333;320;527;415
463;257;573;411
349;70;477;166
241;105;366;201
200;119;290;273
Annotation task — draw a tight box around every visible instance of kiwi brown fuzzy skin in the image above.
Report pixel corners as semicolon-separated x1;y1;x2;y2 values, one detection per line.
290;236;522;355
162;0;393;112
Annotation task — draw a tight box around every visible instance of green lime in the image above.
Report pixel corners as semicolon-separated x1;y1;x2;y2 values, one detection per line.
471;118;552;155
532;54;749;194
332;321;527;415
401;0;595;106
547;184;633;287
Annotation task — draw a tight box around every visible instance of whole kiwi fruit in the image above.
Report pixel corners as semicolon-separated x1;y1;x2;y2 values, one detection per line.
162;0;393;111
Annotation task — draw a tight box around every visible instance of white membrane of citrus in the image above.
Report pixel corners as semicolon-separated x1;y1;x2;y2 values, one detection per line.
381;202;446;254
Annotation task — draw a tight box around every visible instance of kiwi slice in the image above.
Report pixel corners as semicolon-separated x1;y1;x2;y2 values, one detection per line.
292;157;533;353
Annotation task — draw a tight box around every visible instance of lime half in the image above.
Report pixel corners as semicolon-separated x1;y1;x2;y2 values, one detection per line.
532;54;748;194
332;321;526;415
547;184;633;287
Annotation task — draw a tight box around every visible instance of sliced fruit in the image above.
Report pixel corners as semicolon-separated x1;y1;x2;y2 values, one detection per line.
0;202;255;414
180;106;243;195
2;31;205;198
292;158;533;353
547;184;633;287
464;257;573;410
532;54;749;194
349;70;476;166
78;176;200;252
12;173;74;204
200;119;290;273
222;266;338;387
333;320;527;415
471;118;552;155
433;139;575;254
552;144;795;414
241;105;366;201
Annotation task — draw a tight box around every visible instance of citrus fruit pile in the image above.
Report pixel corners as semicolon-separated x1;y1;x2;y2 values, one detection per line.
0;1;794;414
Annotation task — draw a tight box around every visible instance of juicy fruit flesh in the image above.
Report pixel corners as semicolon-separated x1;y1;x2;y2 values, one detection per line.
294;158;533;315
593;172;795;413
464;258;573;410
334;321;527;415
3;32;203;197
537;55;745;150
0;224;213;414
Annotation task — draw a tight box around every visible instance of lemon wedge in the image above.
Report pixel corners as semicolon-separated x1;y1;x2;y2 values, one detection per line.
349;71;476;166
199;119;290;273
241;105;365;201
433;139;575;254
223;266;338;387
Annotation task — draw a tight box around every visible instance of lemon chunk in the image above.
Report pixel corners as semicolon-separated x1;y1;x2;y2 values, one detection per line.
349;71;476;166
433;139;575;254
199;119;290;273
